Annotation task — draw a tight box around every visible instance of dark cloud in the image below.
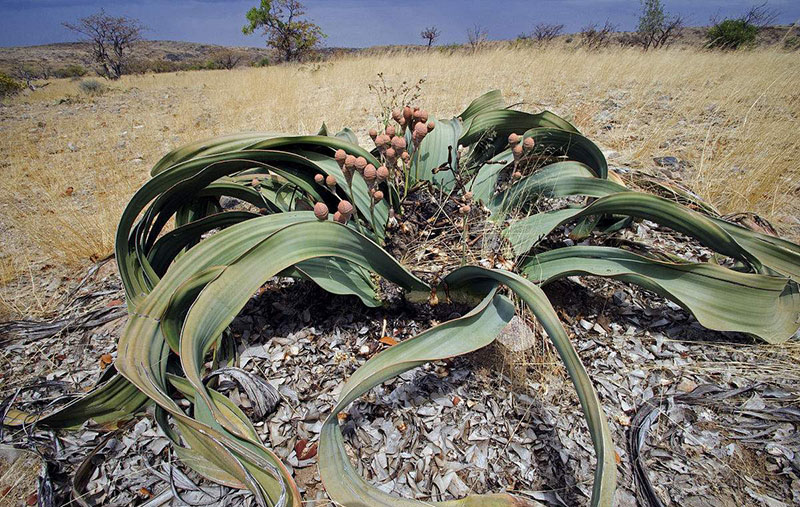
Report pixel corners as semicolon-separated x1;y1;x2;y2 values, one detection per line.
1;0;797;47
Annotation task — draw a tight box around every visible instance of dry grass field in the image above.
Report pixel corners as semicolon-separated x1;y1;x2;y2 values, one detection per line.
1;45;799;318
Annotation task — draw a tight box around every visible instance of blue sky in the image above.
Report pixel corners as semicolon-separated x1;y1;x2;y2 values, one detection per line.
1;0;798;48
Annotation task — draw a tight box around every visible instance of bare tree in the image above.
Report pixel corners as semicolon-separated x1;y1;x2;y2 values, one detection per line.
63;10;144;79
420;26;440;47
580;21;616;49
10;64;41;91
210;49;244;70
467;24;488;51
743;2;778;27
532;23;565;42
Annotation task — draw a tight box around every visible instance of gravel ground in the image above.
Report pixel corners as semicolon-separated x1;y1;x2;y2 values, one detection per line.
1;223;798;506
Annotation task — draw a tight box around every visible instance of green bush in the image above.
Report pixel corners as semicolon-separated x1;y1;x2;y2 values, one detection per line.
706;19;758;49
0;72;23;97
54;64;88;79
251;56;271;67
78;79;105;95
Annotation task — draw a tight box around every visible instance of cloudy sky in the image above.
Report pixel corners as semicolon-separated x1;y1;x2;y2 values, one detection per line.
1;0;798;48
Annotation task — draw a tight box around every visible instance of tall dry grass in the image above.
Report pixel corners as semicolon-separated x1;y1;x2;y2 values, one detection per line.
0;45;798;316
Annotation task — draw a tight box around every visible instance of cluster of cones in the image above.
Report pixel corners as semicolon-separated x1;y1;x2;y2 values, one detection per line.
312;143;393;224
509;133;536;180
310;105;447;226
370;125;408;170
313;199;354;224
389;106;435;150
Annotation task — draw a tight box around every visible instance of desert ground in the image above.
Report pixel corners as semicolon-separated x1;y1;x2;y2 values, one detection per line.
1;45;799;505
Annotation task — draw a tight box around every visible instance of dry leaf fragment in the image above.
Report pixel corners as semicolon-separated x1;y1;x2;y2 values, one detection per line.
379;336;398;346
295;439;318;460
99;354;113;368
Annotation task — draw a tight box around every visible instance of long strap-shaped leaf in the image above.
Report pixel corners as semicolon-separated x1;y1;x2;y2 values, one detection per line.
505;192;765;273
489;161;627;214
151;134;380;176
442;267;617;506
521;128;608;179
408;117;462;191
319;290;543;506
460;110;580;146
177;221;429;439
116;215;334;502
712;217;800;280
120;148;389;307
521;246;800;344
458;89;506;123
146;210;381;307
468;138;609;205
114;216;427;505
3;368;148;428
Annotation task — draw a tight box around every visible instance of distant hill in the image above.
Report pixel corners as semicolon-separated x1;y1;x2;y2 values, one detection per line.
0;40;275;76
0;25;795;77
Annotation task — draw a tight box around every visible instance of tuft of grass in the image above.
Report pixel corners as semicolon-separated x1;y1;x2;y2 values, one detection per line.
78;78;106;95
0;46;798;316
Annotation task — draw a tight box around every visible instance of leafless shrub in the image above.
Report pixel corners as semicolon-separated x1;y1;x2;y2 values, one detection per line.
63;9;145;79
10;64;46;91
742;2;779;28
78;79;106;96
467;24;489;51
580;21;616;49
210;49;244;70
532;23;565;42
421;26;440;47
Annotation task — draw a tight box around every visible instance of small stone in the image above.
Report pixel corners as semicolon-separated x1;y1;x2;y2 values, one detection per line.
653;156;680;168
677;378;697;393
495;316;536;353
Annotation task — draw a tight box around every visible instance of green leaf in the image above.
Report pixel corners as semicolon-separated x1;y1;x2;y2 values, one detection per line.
177;220;429;437
3;369;148;428
459;110;579;147
711;217;800;280
292;257;380;307
334;127;359;145
408;118;461;190
521;128;608;179
521;246;800;343
488;161;626;214
458;89;505;123
441;267;617;507
319;290;528;506
505;192;764;272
